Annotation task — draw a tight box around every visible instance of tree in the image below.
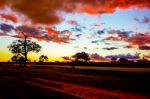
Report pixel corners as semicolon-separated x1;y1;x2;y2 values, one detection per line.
18;56;25;64
111;57;117;62
8;39;41;67
11;54;24;64
11;55;18;63
119;58;128;62
72;52;90;62
39;55;48;63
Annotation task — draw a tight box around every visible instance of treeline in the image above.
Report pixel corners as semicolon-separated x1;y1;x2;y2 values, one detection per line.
6;61;149;68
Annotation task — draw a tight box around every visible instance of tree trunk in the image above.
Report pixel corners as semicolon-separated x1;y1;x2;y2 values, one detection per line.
24;52;27;67
24;36;27;67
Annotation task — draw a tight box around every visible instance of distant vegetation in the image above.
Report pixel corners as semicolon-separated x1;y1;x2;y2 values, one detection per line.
39;55;48;63
72;51;90;62
7;33;149;68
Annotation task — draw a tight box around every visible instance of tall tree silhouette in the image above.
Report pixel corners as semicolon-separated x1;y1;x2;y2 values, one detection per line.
8;32;41;67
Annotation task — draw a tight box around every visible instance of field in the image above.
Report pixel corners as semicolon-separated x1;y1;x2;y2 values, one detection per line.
0;63;150;99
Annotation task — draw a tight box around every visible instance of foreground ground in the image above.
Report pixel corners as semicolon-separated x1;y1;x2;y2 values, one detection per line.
0;64;150;99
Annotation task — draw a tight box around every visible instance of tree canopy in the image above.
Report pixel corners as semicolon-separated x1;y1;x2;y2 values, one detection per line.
8;39;41;66
8;40;41;55
72;52;90;62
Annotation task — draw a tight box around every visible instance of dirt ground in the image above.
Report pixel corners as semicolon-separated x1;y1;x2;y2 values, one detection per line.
0;64;150;99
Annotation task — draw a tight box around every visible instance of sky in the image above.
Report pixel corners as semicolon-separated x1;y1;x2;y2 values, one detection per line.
0;0;150;62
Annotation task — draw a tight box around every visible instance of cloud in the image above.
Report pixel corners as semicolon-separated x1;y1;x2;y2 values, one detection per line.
104;29;133;42
0;32;8;36
104;36;121;41
129;33;150;46
44;28;72;43
75;34;82;38
0;23;14;32
83;47;88;49
16;25;42;36
74;46;79;48
71;25;86;32
103;47;118;50
138;45;150;50
0;13;18;23
105;54;140;60
68;20;79;26
97;30;105;35
124;45;133;48
16;25;45;40
0;0;149;24
94;23;105;27
91;40;99;44
144;55;150;59
0;1;7;9
70;38;76;41
0;24;72;43
90;53;108;62
108;29;133;38
134;17;150;25
105;30;150;49
58;30;72;43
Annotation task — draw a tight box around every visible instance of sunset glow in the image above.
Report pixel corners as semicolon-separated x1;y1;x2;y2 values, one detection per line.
0;0;150;62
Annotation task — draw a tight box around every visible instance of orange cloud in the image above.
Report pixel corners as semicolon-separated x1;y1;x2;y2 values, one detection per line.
0;0;7;9
0;0;149;24
90;53;108;62
105;32;150;50
0;14;18;23
129;33;150;46
0;23;72;43
144;55;150;59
